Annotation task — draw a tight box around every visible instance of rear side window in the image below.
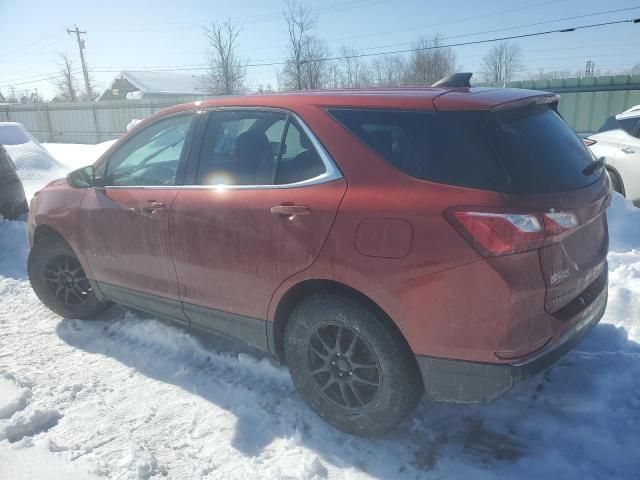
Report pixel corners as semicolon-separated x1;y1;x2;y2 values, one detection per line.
619;117;640;137
329;105;600;193
328;109;490;189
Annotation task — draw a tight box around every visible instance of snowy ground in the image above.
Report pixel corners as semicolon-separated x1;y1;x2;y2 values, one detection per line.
0;142;639;479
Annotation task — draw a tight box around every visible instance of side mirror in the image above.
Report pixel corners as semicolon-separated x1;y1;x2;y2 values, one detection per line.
67;165;102;189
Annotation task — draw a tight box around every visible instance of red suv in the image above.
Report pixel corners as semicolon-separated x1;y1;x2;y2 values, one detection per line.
27;77;610;436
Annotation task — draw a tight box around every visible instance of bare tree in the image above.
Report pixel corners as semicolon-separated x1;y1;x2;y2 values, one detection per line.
482;41;522;87
371;54;407;86
327;62;343;89
301;36;331;89
54;53;79;102
405;34;456;86
280;0;330;90
203;19;246;95
339;45;372;88
5;87;19;103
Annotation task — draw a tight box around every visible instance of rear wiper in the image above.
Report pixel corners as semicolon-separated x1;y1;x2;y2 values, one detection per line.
583;157;605;176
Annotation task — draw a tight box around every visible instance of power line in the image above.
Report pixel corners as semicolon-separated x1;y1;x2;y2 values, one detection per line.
88;51;640;75
0;70;84;88
307;0;572;44
350;6;640;54
86;17;640;71
304;17;640;66
87;16;640;73
0;30;66;59
234;0;572;53
91;0;388;33
2;16;638;89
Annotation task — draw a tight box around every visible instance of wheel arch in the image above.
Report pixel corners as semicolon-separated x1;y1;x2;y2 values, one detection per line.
270;279;414;365
606;165;625;197
30;223;107;302
32;223;69;246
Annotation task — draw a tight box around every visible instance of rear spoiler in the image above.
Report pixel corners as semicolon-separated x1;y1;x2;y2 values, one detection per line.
491;94;561;112
432;72;472;88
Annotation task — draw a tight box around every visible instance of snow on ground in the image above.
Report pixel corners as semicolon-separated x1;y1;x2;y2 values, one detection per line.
0;143;639;479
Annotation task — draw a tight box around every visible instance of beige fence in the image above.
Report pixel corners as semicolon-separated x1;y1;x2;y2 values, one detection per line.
0;97;200;144
2;75;640;143
508;74;640;135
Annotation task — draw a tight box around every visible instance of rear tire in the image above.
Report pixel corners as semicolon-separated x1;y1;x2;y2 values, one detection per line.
28;236;112;319
284;293;423;436
608;168;625;196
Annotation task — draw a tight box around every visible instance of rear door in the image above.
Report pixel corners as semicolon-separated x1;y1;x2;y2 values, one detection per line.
81;112;196;322
169;109;345;343
612;118;640;200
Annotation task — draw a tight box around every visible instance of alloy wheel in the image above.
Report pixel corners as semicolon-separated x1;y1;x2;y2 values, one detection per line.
305;323;382;411
44;255;92;305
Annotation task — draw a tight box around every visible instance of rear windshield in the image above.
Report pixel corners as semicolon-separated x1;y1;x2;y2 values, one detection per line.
329;105;601;193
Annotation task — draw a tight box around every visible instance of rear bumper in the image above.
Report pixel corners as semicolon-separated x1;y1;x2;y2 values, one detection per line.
416;281;607;403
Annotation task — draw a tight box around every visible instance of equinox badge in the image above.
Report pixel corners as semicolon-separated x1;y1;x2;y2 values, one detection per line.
550;268;571;285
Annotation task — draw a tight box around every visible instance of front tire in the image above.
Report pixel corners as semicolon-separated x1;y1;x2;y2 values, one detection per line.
28;236;112;319
284;293;423;436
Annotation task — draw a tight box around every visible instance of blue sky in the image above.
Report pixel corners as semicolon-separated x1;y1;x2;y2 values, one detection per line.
1;0;638;99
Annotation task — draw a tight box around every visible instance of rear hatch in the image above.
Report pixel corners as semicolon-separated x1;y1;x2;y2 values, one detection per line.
436;97;609;316
484;103;609;314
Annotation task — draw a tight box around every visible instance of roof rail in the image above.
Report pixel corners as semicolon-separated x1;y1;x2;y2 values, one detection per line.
432;72;473;88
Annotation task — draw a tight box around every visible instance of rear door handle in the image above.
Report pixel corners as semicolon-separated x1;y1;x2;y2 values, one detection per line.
142;200;166;213
270;205;311;217
621;147;635;154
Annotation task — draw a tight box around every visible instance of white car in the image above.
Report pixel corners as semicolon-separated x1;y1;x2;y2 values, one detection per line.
586;105;640;205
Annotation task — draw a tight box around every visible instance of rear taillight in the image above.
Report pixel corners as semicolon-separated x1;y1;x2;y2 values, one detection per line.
445;208;579;257
583;138;597;147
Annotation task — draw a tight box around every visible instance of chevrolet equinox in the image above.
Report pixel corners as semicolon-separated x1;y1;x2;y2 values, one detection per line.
27;75;610;436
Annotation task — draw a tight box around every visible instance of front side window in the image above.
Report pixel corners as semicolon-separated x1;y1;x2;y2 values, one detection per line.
196;110;326;186
105;113;194;187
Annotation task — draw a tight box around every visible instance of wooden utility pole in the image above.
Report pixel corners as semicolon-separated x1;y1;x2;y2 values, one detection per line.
67;25;92;100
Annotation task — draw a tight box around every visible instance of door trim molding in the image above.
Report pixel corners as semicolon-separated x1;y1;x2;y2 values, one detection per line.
96;282;270;351
183;302;269;351
97;282;188;325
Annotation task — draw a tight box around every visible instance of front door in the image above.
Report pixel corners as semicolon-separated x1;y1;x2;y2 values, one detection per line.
81;112;196;322
170;109;346;344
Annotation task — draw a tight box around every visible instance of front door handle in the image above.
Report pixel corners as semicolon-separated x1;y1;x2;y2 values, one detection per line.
270;205;311;217
142;200;166;213
621;147;635;154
